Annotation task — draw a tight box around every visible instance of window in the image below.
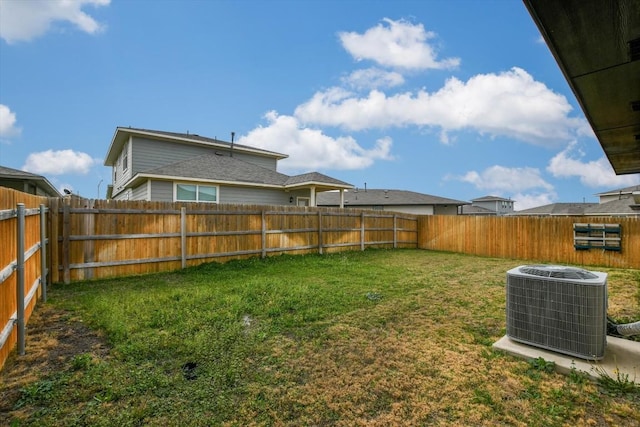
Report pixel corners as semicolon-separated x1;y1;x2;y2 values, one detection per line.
123;151;128;171
175;183;218;203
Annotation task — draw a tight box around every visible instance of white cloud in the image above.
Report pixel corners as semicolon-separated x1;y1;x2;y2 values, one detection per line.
512;192;558;211
295;68;586;147
457;165;554;193
238;111;394;171
0;104;21;139
23;149;96;175
0;0;110;44
341;68;405;90
547;142;640;188
338;18;460;70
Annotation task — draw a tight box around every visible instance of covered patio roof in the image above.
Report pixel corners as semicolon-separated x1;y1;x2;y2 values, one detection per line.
523;0;640;174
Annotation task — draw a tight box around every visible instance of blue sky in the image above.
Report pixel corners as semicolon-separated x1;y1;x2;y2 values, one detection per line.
1;0;638;209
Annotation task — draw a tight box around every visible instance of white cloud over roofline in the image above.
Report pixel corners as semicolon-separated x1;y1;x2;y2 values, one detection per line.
23;149;97;175
0;0;110;44
547;142;640;188
456;165;554;193
238;111;394;172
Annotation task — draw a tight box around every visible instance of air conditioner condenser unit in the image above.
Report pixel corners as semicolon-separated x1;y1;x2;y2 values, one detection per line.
506;265;608;360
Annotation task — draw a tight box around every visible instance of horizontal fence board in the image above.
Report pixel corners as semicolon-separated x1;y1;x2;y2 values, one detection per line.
418;215;640;269
50;198;418;282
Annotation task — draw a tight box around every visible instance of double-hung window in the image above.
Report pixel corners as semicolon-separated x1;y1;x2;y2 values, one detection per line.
175;183;218;203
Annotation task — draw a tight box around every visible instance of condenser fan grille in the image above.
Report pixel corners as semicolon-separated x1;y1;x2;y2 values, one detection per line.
518;265;598;280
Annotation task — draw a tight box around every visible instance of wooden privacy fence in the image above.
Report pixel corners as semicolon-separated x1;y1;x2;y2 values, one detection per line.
0;189;50;370
418;215;640;269
48;198;419;283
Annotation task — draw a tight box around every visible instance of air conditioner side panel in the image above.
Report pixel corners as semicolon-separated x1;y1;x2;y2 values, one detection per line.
506;274;607;360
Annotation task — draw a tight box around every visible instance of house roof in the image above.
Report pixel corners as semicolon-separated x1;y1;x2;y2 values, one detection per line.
0;165;62;197
596;184;640;196
471;195;513;203
511;200;640;216
511;203;599;216
523;0;640;175
283;172;352;191
104;127;288;165
316;189;468;207
128;154;352;191
584;198;640;215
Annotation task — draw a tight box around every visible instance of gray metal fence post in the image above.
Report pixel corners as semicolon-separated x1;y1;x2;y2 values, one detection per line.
16;203;25;356
40;204;47;303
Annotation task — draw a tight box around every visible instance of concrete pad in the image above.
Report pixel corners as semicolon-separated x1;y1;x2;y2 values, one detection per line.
493;335;640;384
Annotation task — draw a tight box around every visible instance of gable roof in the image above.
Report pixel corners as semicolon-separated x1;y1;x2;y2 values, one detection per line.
0;165;62;197
284;172;352;190
316;189;467;207
127;154;352;190
104;127;288;165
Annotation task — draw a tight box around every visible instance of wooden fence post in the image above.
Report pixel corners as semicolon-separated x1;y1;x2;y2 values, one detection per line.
261;209;266;259
181;207;187;269
62;202;70;284
318;210;323;255
16;203;25;356
40;204;47;303
393;214;397;249
361;211;365;251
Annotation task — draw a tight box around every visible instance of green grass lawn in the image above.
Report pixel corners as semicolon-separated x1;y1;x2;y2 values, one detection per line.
2;249;639;426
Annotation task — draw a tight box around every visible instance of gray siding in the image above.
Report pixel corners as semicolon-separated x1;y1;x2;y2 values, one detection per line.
433;205;458;215
112;138;132;195
150;180;173;202
219;185;292;205
131;182;149;201
131;137;277;174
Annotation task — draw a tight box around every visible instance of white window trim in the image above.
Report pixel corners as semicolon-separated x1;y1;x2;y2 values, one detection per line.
297;197;310;207
174;182;220;203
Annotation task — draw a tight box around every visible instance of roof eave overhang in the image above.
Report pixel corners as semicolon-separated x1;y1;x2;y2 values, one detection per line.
114;173;288;197
522;0;640;175
285;181;354;192
105;127;289;166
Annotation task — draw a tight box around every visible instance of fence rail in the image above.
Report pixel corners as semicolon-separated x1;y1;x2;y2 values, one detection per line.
48;198;419;283
418;215;640;269
2;185;639;370
1;188;50;370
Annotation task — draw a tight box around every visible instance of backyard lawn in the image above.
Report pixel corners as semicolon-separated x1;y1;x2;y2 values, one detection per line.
1;249;639;426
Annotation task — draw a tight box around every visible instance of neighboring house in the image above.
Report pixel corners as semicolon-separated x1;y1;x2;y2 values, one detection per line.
510;203;599;216
0;165;61;197
596;185;640;204
104;127;353;206
511;185;640;217
462;195;515;215
316;189;468;215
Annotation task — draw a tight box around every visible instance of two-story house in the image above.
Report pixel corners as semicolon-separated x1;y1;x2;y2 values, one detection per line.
104;127;353;206
463;195;515;215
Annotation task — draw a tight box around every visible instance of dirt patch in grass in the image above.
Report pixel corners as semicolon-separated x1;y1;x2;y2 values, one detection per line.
0;304;111;422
